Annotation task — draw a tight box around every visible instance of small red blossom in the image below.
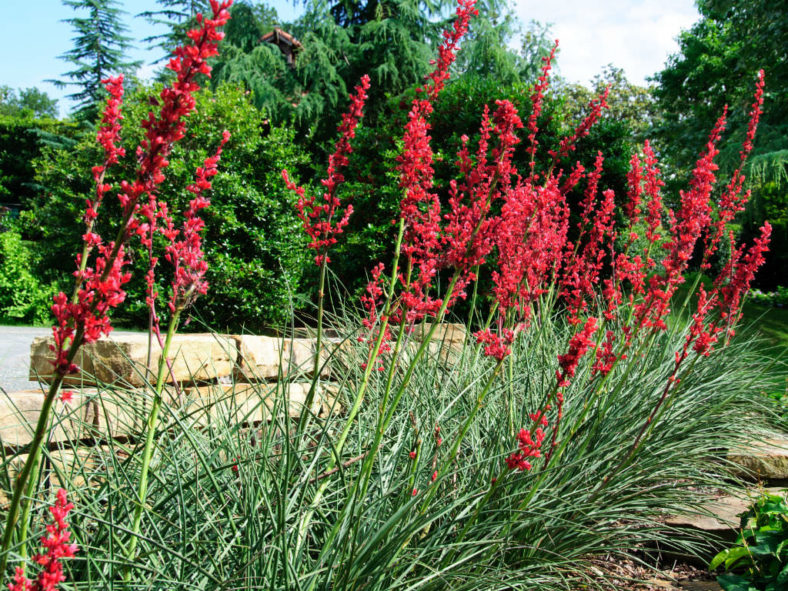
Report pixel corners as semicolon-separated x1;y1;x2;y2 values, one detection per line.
592;330;617;377
506;424;548;471
474;327;514;361
59;391;74;404
8;489;78;591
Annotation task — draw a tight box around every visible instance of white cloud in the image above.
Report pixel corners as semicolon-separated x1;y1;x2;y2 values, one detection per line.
511;0;700;86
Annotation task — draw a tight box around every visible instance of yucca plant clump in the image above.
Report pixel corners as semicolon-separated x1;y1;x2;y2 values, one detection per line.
0;0;782;589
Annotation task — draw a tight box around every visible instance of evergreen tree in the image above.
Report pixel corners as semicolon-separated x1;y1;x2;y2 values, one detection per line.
453;0;538;85
138;0;211;59
53;0;140;118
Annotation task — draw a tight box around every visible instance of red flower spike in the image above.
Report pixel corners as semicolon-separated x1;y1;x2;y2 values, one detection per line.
49;1;233;376
9;489;78;591
556;317;598;388
283;75;371;266
635;110;727;332
551;86;610;161
165;131;230;314
703;71;765;270
525;41;559;172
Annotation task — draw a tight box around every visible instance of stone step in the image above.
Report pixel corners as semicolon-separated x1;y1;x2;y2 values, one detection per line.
30;333;237;387
664;487;787;541
233;335;331;381
727;437;788;482
0;383;338;450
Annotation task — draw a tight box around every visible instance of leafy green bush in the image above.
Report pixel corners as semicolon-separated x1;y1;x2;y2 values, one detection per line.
0;115;80;207
0;229;55;325
750;286;788;308
711;491;788;591
27;83;311;331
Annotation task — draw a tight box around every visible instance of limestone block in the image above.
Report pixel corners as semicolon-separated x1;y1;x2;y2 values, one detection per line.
233;336;330;381
411;322;467;345
665;488;788;536
183;382;338;425
0;389;151;449
727;438;788;481
409;322;467;362
30;333;237;387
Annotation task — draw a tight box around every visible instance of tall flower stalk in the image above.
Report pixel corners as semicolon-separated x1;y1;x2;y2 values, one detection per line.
0;0;232;577
282;73;371;421
124;131;229;574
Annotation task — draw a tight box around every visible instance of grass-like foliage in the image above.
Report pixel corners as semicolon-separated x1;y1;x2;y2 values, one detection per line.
0;0;783;588
0;310;781;589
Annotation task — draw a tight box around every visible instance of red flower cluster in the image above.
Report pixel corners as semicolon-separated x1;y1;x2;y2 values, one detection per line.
8;489;78;591
715;222;772;340
283;75;371;265
473;327;514;361
550;86;610;161
556;317;598;389
444;100;524;305
48;1;232;375
395;0;478;322
592;330;620;377
506;415;549;471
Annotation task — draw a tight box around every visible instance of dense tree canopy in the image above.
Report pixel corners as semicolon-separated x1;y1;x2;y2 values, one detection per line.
652;0;787;288
652;0;787;184
0;87;59;119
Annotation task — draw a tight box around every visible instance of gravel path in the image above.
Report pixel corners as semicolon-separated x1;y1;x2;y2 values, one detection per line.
0;325;51;393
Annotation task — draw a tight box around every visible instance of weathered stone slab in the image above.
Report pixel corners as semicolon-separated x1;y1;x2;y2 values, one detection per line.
727;438;788;481
411;322;467;344
1;381;337;451
665;488;788;535
183;382;338;424
29;333;236;387
292;327;340;339
233;336;330;381
0;389;153;449
409;322;467;363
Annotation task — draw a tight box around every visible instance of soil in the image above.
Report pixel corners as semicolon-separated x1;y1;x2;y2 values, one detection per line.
583;555;722;590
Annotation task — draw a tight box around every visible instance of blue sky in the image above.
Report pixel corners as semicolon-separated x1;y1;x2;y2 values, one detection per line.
1;0;699;117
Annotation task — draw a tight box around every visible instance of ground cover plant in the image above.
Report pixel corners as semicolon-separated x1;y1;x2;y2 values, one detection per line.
0;0;783;589
711;491;788;591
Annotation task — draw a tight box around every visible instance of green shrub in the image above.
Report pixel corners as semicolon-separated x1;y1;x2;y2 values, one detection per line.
0;115;80;208
27;83;311;331
0;229;55;325
711;491;788;591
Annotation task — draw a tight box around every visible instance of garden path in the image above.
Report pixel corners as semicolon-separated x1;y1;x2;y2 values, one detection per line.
0;325;50;393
